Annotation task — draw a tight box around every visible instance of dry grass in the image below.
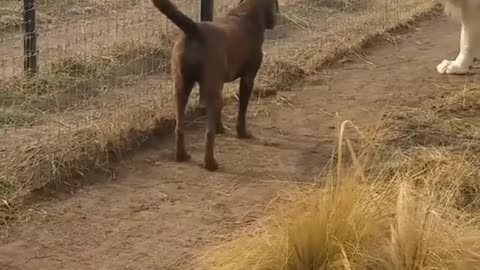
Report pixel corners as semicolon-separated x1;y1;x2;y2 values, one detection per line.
384;81;480;150
0;37;172;127
0;109;38;129
197;119;480;270
376;80;480;211
0;0;439;219
0;0;141;33
309;0;364;11
196;39;480;269
196;51;480;270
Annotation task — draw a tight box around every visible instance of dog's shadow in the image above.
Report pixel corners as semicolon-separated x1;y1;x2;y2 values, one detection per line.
152;121;333;180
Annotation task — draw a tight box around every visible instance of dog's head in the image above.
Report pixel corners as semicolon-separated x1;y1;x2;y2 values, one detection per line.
239;0;280;30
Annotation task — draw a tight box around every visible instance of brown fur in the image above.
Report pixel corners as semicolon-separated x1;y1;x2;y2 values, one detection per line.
151;0;279;171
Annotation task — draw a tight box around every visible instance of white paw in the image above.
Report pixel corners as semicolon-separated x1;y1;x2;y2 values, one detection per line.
436;59;470;74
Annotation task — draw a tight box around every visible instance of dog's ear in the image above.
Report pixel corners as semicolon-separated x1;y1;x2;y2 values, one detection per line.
264;0;279;30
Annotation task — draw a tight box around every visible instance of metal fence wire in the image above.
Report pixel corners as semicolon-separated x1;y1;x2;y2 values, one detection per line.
0;0;219;79
0;0;435;131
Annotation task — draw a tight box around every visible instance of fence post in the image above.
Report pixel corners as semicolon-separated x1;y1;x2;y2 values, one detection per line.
23;0;38;76
200;0;213;21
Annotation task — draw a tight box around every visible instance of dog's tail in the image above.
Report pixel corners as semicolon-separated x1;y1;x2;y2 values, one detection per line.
151;0;201;37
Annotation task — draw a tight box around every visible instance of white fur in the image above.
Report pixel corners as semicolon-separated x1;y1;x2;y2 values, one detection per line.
437;0;480;75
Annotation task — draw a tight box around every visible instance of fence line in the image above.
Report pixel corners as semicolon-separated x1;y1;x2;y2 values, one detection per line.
0;0;217;80
22;0;38;76
0;0;435;132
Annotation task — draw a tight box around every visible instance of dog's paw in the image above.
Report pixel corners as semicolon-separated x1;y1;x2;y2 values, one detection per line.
237;130;254;139
204;158;219;171
436;59;470;74
175;150;191;162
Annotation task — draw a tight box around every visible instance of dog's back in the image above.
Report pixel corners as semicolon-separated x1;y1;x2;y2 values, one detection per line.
170;23;230;85
152;0;277;83
173;7;267;83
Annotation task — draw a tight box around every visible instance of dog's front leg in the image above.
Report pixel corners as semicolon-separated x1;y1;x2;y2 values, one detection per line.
437;17;479;74
237;76;255;139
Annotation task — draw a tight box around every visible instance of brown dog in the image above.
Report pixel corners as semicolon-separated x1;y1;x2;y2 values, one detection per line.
151;0;279;171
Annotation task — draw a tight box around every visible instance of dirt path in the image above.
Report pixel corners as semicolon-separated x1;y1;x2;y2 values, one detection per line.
0;16;473;270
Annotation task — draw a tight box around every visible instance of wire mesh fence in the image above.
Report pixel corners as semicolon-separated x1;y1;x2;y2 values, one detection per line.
0;0;214;127
0;0;201;79
0;0;435;78
0;0;436;133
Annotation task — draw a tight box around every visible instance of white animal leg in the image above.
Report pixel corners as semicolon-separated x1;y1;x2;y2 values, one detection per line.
437;18;479;74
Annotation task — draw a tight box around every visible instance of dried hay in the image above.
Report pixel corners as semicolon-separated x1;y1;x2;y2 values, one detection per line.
197;120;480;270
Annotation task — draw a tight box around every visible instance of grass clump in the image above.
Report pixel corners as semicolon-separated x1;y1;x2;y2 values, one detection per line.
258;59;306;93
0;58;110;114
0;37;173;118
0;0;140;33
199;180;387;270
314;0;362;10
382;181;480;270
200;181;480;270
0;109;39;128
0;176;16;199
385;83;480;150
0;13;20;32
0;2;23;32
199;123;480;270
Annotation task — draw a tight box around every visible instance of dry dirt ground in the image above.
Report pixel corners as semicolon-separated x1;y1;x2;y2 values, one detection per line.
0;16;476;270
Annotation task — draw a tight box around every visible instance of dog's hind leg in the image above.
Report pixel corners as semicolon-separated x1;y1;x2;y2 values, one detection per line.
236;75;255;139
174;76;195;162
198;92;208;114
200;81;222;171
199;87;225;134
215;97;225;134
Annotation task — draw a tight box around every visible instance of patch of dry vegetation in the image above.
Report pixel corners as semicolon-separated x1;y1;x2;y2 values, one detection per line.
198;53;480;270
0;0;439;220
198;118;480;270
378;80;480;211
312;0;364;11
0;0;140;33
0;38;172;128
384;81;480;150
